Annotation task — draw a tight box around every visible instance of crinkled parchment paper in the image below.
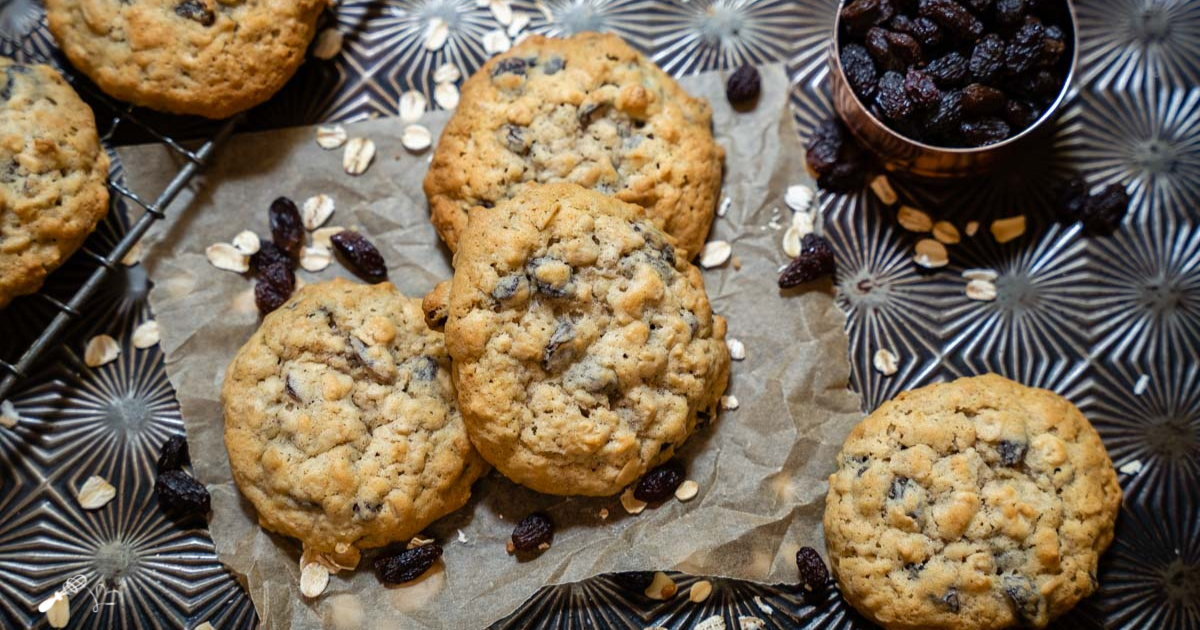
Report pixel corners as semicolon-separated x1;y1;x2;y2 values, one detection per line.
122;64;864;629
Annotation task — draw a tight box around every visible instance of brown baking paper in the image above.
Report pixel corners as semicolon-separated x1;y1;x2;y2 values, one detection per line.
123;63;864;629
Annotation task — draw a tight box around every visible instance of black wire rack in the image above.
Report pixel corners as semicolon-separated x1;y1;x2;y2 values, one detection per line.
0;58;239;402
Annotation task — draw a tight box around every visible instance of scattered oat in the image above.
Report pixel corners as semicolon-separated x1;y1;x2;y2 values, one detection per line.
312;226;346;249
40;592;70;628
434;63;461;84
194;623;216;630
785;184;815;212
132;320;160;349
232;230;261;255
0;400;19;429
932;221;961;245
312;28;344;60
792;209;816;234
726;338;745;360
870;174;898;205
434;82;460;110
739;617;765;630
1119;460;1143;475
990;215;1027;243
695;615;725;630
343;137;376;175
77;475;116;510
1133;374;1150;395
675;479;699;501
205;242;250;273
482;29;512;54
965;278;997;301
399;91;427;123
316;125;348;150
424;17;450;51
962;268;998;282
302;195;336;230
620;487;646;515
873;348;899;376
402;125;433;152
598;508;609;519
720;394;739;411
700;241;732;268
644;572;677;600
965;220;980;237
84;334;120;368
489;0;514;25
753;595;774;615
913;238;949;269
299;561;330;598
897;206;933;232
507;12;531;37
408;536;436;549
300;246;333;272
718;196;732;218
121;240;143;266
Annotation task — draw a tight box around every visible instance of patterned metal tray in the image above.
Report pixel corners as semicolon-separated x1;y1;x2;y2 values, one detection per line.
0;0;1196;628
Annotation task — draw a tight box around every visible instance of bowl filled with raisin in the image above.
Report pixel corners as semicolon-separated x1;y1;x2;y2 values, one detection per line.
829;0;1077;177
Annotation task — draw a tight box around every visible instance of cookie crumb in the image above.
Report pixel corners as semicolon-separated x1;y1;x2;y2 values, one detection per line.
675;480;699;501
689;580;713;603
598;508;609;520
727;338;746;360
457;529;468;543
1119;460;1143;475
720;395;739;411
77;475;116;510
620;487;647;515
132;320;161;349
694;615;725;630
84;334;121;368
700;241;732;268
1133;374;1150;396
991;215;1027;243
872;348;899;376
731;255;742;270
644;572;677;600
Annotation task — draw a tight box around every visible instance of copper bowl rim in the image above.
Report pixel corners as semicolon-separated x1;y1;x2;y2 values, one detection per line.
829;0;1080;154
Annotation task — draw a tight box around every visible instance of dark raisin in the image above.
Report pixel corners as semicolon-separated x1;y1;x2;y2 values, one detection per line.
726;64;761;106
254;262;295;314
889;14;916;33
961;83;1006;115
633;459;685;502
909;17;944;47
959;117;1010;146
941;588;961;612
963;0;992;13
1005;20;1045;75
922;90;964;139
970;34;1006;83
904;69;941;110
491;56;527;77
1055;176;1089;223
840;44;879;100
994;0;1025;26
527;257;573;297
840;0;895;36
511;512;554;552
542;320;576;370
779;234;836;288
885;31;924;65
503;124;528;154
156;435;190;473
918;0;983;40
888;476;912;500
578;102;608;127
1002;99;1037;129
250;241;294;276
1009;69;1061;100
1002;575;1046;626
806;118;874;192
865;28;898;69
410;356;438;381
805;119;841;171
875;71;914;121
175;0;215;26
997;439;1027;465
374;544;443;584
492;274;525;301
330;230;388;282
613;571;656;591
542;56;564;74
796;547;830;593
926;52;970;88
1081;184;1130;235
155;469;211;515
269;197;304;260
1038;27;1065;67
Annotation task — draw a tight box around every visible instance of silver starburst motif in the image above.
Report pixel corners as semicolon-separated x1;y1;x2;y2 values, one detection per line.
647;0;803;75
510;0;659;51
0;0;40;42
1077;0;1200;91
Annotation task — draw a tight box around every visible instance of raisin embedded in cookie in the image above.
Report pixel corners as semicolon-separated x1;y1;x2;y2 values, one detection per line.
424;32;725;260
222;279;488;555
444;183;730;496
824;374;1122;630
44;0;325;118
0;58;110;308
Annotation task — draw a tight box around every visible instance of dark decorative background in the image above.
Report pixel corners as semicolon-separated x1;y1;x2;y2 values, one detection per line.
0;0;1196;628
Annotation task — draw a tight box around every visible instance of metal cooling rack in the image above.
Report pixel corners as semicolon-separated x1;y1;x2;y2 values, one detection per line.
0;60;238;403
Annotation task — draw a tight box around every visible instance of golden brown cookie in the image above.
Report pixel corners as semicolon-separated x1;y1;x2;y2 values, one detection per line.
443;183;729;496
222;279;488;554
45;0;325;118
0;58;110;308
424;32;724;259
824;374;1122;630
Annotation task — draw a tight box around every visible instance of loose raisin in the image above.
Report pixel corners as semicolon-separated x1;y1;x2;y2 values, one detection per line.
961;83;1006;115
511;512;554;552
254;261;295;314
726;64;761;106
1081;183;1130;235
779;234;836;288
796;547;830;593
926;52;970;87
250;241;293;276
269;197;304;260
806;118;874;192
805;118;845;176
1055;175;1089;223
959;117;1010;146
840;44;879;100
970;34;1006;83
157;435;190;473
904;69;941;110
374;544;443;584
175;0;215;26
155;469;211;515
633;459;685;502
875;71;914;121
917;0;983;40
613;571;656;592
330;230;388;282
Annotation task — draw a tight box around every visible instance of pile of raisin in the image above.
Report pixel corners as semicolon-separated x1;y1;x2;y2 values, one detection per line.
838;0;1070;147
805;117;876;192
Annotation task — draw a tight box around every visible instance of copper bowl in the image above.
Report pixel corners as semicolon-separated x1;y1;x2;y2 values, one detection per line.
828;0;1079;178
